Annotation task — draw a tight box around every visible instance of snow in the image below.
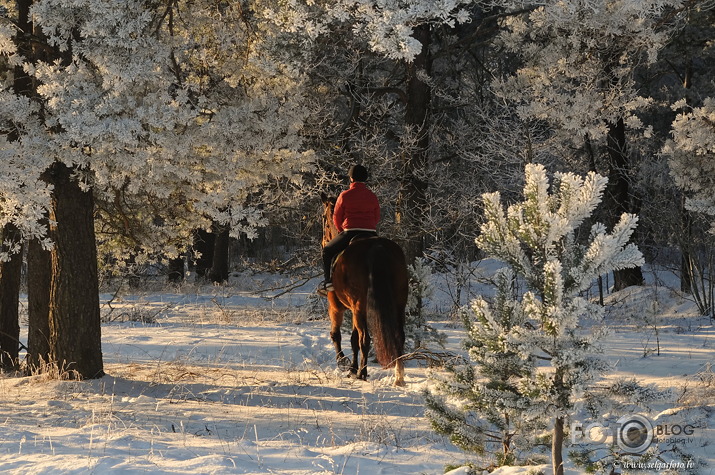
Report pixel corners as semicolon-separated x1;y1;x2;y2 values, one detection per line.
1;265;714;474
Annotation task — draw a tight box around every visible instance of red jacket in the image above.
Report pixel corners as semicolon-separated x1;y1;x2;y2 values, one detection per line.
333;182;380;233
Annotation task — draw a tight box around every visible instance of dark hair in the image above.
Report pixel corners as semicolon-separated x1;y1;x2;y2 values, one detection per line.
348;164;368;182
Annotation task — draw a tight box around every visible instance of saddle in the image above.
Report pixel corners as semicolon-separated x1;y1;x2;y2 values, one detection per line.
331;232;378;270
348;231;377;244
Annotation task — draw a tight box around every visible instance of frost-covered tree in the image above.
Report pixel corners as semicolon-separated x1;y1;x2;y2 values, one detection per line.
493;0;683;290
425;164;644;474
665;98;715;313
265;0;474;63
0;0;312;376
646;3;715;297
266;0;478;262
667;98;715;225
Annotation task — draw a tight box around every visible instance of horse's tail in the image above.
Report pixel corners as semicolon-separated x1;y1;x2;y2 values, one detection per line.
366;243;405;369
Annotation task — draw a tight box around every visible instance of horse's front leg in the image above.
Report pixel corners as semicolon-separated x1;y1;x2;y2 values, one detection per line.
328;295;350;370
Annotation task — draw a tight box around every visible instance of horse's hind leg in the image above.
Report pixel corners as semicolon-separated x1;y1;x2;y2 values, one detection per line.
349;327;359;376
351;309;370;380
394;304;406;386
328;296;350;370
357;328;370;380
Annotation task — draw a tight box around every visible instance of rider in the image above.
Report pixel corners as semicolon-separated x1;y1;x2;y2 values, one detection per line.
319;164;380;294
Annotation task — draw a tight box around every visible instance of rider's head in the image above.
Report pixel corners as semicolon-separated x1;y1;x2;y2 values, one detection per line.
348;164;368;183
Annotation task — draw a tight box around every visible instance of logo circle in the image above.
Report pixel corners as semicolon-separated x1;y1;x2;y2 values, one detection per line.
616;415;653;454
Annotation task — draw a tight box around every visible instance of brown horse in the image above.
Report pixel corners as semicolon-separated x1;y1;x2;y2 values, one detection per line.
320;193;408;386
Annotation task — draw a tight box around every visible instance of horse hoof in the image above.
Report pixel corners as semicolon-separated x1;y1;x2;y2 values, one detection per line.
348;374;368;382
337;356;351;371
345;370;368;381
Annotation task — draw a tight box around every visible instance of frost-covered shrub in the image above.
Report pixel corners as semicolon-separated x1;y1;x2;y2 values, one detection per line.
425;164;644;472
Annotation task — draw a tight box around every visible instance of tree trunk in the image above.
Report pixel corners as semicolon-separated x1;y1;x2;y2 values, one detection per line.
552;416;565;475
396;24;431;264
12;0;102;377
0;0;33;372
209;222;230;284
680;194;693;293
167;256;185;284
26;235;52;371
605;118;644;291
0;224;23;371
193;228;215;279
680;60;694;294
46;162;104;379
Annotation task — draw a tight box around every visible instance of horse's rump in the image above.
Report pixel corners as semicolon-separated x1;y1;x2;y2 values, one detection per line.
336;238;407;368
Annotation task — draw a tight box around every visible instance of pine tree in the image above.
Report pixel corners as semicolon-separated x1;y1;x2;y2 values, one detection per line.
425;164;644;474
424;267;541;468
0;0;313;377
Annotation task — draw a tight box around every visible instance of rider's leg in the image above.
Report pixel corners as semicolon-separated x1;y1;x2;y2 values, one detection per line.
320;232;351;291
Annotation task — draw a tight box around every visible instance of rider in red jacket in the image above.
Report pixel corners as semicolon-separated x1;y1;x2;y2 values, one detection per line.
320;165;379;294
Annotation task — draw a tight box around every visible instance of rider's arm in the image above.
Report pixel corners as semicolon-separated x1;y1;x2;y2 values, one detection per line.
373;197;380;228
333;194;345;233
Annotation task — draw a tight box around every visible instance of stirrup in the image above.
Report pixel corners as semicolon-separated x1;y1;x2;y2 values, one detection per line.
317;281;334;296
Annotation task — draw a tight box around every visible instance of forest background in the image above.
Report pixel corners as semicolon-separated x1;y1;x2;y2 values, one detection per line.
0;0;714;412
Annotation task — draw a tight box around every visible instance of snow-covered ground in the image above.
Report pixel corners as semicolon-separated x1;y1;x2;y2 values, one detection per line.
0;265;713;474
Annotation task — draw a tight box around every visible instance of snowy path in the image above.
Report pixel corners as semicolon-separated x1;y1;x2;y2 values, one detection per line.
1;280;714;474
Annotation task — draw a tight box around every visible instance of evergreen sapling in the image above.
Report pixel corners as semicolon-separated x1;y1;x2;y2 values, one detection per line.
425;164;644;474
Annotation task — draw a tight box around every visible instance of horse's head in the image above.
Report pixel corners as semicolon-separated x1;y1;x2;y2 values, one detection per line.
320;192;338;247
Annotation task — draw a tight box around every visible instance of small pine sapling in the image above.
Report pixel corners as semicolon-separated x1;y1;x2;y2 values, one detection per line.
425;268;543;467
425;164;644;475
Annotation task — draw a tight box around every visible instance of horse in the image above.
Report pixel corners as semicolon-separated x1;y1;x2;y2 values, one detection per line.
320;192;408;386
